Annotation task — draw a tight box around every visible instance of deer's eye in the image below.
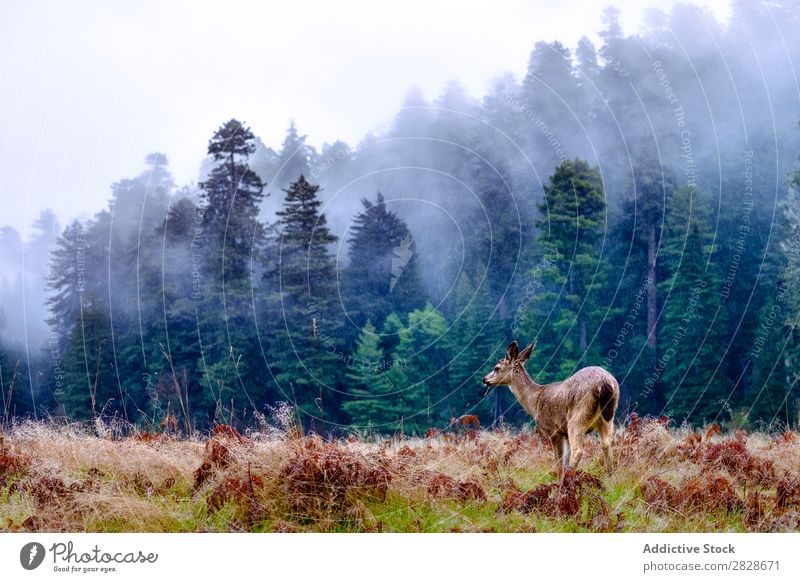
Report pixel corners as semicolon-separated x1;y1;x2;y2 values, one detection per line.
494;366;500;372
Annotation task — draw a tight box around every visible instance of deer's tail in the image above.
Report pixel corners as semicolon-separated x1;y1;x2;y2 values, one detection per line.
598;381;618;422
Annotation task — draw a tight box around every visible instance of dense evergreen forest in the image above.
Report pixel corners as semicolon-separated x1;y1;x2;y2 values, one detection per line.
2;1;800;433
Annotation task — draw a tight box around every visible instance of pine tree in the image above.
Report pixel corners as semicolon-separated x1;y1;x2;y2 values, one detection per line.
57;296;119;420
520;41;582;166
659;188;730;424
341;321;400;430
26;210;61;344
108;153;172;242
748;301;792;428
200;119;265;283
274;122;313;190
344;192;424;329
132;195;212;430
0;338;35;420
275;176;338;297
749;167;800;427
47;214;119;421
634;159;674;350
108;155;177;424
390;87;434;139
384;303;451;432
265;175;343;427
606;160;676;414
780;164;800;425
446;269;503;423
194;121;268;425
522;160;610;379
105;154;172;335
47;221;87;338
465;153;525;323
0;339;18;421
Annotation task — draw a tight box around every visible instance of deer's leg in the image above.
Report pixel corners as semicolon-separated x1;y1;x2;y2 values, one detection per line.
566;423;585;471
598;419;614;473
550;433;565;480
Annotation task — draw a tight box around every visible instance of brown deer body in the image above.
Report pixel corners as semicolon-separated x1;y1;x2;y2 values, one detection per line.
483;340;619;478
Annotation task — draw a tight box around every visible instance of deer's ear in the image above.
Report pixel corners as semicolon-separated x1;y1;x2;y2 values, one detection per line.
517;340;536;365
506;341;519;361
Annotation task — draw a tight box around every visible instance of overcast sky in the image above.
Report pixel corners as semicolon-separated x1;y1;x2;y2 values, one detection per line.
0;0;731;238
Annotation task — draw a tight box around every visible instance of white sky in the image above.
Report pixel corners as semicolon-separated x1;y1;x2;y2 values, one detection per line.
0;0;731;237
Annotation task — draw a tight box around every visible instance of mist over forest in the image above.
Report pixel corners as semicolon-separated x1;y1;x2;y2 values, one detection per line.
1;0;800;434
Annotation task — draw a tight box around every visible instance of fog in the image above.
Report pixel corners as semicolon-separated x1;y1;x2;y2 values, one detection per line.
0;0;731;235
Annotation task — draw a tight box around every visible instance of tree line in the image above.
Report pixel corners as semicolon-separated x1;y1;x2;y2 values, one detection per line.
2;0;800;433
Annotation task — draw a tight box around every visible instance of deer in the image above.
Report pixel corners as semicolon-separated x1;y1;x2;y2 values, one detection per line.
482;340;619;480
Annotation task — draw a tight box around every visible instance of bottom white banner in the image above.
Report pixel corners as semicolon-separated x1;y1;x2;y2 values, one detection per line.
1;533;798;581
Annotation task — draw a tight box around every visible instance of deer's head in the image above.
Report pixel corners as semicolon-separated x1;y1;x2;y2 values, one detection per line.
482;340;535;387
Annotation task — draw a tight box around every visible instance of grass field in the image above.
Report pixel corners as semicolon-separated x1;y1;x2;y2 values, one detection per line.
1;416;800;532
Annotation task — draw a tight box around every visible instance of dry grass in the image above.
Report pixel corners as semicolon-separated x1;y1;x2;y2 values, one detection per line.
1;416;799;532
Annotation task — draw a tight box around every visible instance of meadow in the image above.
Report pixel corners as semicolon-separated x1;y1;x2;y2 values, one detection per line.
1;415;800;533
